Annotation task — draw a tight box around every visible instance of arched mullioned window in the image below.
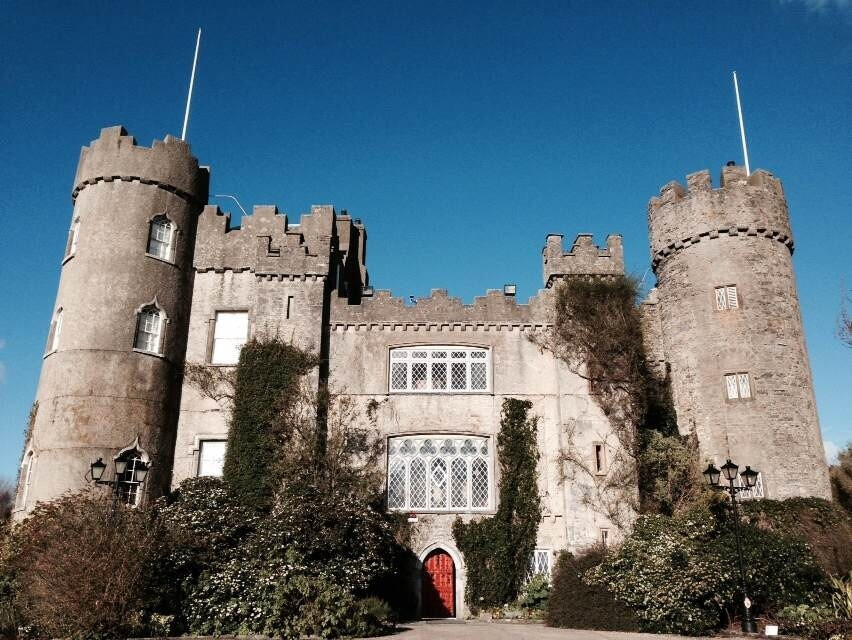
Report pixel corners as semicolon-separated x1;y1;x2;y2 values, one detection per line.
146;215;175;261
46;308;63;354
134;305;164;355
387;435;491;512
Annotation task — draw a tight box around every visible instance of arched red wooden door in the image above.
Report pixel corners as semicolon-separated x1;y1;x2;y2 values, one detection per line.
421;549;455;618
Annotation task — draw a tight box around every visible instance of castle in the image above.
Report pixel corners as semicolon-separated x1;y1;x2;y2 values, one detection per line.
14;126;831;618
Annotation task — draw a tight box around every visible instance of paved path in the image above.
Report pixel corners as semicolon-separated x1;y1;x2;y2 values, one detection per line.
387;621;746;640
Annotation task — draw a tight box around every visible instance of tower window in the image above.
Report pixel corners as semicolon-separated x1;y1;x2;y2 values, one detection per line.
715;285;739;310
115;448;148;506
594;443;607;474
211;311;249;365
389;346;490;393
725;373;752;400
134;306;164;354
15;451;34;510
197;440;227;477
46;308;63;353
147;216;175;261
65;217;80;258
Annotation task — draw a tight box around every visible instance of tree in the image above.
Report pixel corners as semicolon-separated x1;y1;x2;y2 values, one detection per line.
831;443;852;513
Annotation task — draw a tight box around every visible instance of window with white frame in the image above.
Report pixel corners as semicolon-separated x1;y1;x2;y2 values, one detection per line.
47;308;63;353
725;372;752;400
211;311;249;364
527;549;552;580
115;448;148;506
389;346;490;393
715;285;739;310
197;440;227;477
65;217;80;258
134;306;164;354
387;435;491;511
15;451;34;510
735;471;765;500
147;216;175;261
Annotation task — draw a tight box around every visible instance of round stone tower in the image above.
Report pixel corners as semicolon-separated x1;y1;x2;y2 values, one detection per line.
14;126;209;515
647;164;830;499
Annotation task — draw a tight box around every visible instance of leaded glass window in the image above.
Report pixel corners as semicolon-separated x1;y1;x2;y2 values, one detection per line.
715;285;739;311
386;435;491;512
388;346;491;393
527;549;552;581
725;372;752;400
134;306;163;354
147;216;175;261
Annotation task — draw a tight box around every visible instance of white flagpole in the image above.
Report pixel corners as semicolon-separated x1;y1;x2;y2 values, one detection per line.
732;71;750;176
181;28;202;141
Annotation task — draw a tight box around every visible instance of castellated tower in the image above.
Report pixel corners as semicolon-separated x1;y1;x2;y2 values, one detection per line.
14;126;209;516
644;164;831;499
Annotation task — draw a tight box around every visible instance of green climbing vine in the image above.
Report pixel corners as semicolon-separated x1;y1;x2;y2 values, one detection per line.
533;275;701;521
222;337;319;510
453;398;541;609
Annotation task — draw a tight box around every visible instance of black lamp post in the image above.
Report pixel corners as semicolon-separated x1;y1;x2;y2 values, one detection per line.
703;459;760;634
89;456;149;506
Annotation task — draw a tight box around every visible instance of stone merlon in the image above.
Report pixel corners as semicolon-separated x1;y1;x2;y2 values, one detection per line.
542;233;624;287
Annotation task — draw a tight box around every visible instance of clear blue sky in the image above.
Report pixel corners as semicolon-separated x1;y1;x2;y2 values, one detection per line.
1;1;850;481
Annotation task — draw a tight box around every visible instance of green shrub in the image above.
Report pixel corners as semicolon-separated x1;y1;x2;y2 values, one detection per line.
516;573;550;613
588;503;830;635
740;497;852;576
776;603;850;640
546;548;640;631
183;486;399;634
454;398;541;608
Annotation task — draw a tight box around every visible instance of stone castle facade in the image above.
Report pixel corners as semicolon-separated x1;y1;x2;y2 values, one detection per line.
14;126;831;618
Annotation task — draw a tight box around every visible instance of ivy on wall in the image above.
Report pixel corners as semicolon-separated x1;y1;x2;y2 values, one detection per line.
534;275;701;522
222;337;319;511
453;398;541;608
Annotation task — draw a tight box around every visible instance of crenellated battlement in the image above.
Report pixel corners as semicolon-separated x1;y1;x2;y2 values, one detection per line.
331;286;554;328
194;204;343;276
648;165;793;272
72;126;209;205
542;233;624;287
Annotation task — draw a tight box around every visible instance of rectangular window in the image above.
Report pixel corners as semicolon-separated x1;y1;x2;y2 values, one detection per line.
286;295;294;319
715;285;738;310
725;372;752;400
198;440;227;477
600;528;610;547
594;443;606;474
211;311;248;365
527;549;552;580
388;346;491;393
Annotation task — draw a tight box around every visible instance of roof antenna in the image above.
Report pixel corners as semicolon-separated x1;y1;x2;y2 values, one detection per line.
181;28;202;141
732;71;751;176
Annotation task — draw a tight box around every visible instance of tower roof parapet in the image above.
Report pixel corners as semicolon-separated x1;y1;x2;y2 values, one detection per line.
542;233;624;287
647;165;793;272
72;126;209;205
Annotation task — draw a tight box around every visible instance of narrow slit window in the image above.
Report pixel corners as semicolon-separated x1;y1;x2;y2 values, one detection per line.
286;295;294;319
600;528;610;547
65;218;80;257
594;443;606;474
47;308;63;353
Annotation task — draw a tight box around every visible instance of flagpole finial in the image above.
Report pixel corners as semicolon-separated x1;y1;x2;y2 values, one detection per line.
732;70;751;176
181;28;202;141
